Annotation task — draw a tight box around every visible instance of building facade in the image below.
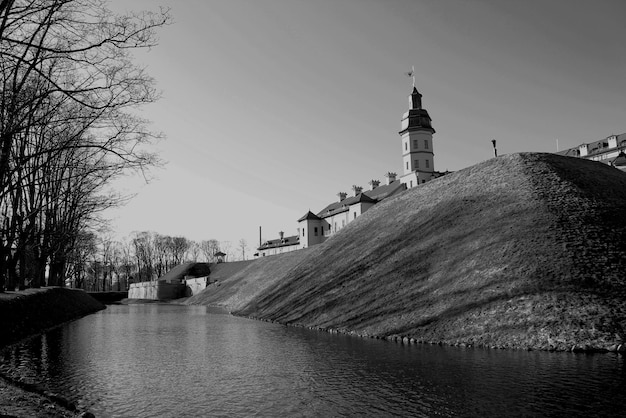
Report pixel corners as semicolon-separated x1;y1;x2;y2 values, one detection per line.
256;85;447;256
256;231;300;257
557;133;626;171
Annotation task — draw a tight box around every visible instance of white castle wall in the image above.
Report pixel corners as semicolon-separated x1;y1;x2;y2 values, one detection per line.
128;280;185;300
128;277;211;300
184;276;209;296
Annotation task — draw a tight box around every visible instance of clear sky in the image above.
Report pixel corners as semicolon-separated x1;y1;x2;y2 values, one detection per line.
105;0;626;255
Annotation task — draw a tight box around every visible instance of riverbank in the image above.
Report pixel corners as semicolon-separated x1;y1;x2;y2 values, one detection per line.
0;287;104;417
0;287;105;348
87;290;128;304
0;375;78;417
186;153;626;352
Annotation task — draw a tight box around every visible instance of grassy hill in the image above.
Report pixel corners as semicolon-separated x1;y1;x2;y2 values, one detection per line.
191;153;626;351
183;255;312;310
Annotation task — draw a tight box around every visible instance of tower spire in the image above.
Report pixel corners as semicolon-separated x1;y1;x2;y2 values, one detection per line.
398;80;436;189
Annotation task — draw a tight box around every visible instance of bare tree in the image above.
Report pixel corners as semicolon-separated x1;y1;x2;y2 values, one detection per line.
169;236;190;265
199;239;220;263
221;241;232;262
65;230;96;289
132;231;155;282
238;239;248;261
0;1;170;290
188;241;200;262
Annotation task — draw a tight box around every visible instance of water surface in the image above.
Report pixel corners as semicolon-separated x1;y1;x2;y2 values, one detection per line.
1;304;624;417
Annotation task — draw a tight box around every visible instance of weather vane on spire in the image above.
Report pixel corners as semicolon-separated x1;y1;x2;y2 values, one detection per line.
405;65;415;88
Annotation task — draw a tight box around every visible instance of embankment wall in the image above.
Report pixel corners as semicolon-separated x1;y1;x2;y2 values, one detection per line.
184;276;209;296
0;287;105;347
128;281;185;300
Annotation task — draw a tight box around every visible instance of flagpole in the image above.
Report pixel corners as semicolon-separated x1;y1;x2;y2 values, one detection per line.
412;65;415;87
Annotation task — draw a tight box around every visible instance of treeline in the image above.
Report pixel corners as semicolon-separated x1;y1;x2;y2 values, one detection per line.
0;1;170;291
69;231;243;292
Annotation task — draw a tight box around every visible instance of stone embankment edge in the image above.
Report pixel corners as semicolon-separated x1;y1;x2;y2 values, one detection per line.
239;314;626;355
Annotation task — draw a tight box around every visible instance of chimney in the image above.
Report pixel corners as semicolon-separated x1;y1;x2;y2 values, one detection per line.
279;231;284;240
351;185;362;197
385;172;397;185
337;192;347;202
368;179;380;191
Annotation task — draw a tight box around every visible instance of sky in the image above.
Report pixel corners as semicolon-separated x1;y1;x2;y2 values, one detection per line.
104;0;626;255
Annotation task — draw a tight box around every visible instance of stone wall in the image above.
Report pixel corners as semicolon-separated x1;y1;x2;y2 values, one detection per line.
128;280;185;300
184;276;209;297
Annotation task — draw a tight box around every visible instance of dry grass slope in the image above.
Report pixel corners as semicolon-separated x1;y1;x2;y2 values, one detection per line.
223;153;626;351
183;252;315;310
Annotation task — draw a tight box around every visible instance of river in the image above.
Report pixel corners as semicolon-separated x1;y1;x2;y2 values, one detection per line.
1;304;624;417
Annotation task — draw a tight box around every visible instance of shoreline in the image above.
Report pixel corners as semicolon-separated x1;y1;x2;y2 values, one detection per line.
0;371;81;417
0;288;104;417
241;313;626;354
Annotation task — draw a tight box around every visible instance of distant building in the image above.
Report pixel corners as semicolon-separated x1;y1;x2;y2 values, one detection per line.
295;176;407;249
557;133;626;171
257;231;300;257
256;85;449;256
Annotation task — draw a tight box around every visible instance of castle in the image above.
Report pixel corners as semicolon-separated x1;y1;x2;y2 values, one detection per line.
556;133;626;170
255;85;448;257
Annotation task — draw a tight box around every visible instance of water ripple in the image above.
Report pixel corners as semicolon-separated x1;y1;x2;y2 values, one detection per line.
1;305;625;417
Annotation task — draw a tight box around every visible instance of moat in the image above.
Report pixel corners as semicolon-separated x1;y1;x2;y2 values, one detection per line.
1;304;625;417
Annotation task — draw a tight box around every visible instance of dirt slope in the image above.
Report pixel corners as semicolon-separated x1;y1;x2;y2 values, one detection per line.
197;153;626;351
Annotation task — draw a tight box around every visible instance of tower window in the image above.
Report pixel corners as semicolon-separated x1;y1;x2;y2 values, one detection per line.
415;159;419;168
424;140;429;149
405;142;408;151
425;160;430;168
413;139;418;148
314;227;318;236
406;161;409;170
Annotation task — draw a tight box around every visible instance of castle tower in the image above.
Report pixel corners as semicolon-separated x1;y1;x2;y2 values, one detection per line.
399;86;435;188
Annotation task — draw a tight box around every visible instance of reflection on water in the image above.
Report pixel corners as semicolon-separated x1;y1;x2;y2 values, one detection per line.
1;304;625;417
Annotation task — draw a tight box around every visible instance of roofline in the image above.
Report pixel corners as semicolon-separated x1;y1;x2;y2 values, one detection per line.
399;126;436;135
